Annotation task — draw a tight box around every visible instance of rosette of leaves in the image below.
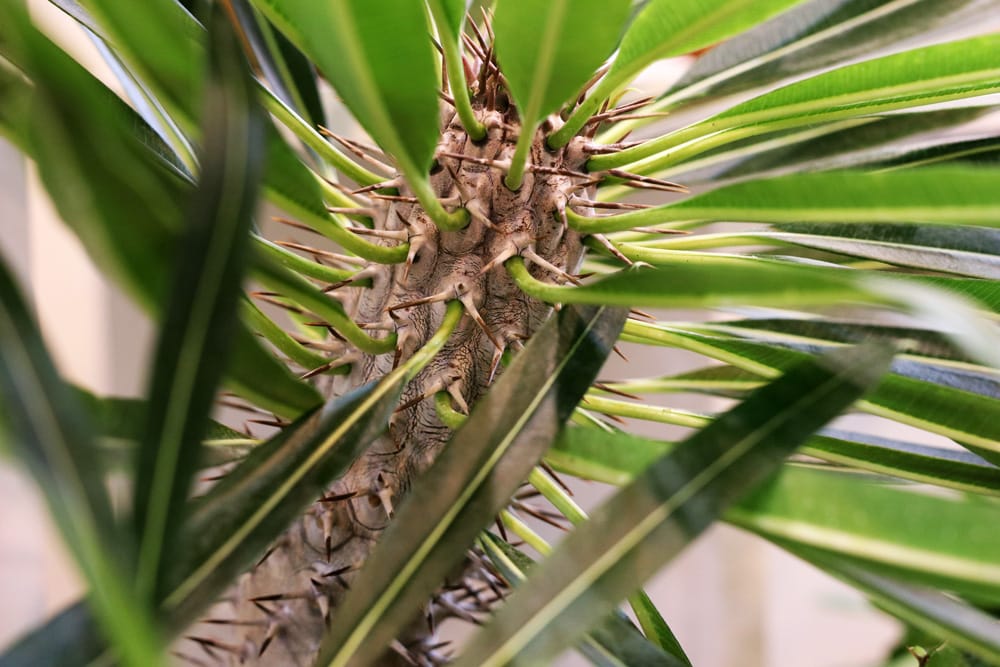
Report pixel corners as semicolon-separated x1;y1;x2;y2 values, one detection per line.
1;0;1000;665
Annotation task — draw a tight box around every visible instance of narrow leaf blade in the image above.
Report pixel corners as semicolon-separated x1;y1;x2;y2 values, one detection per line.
0;255;162;667
455;344;893;667
132;12;266;600
251;0;440;175
315;305;627;667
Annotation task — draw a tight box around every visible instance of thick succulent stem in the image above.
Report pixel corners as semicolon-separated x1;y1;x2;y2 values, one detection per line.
198;90;593;665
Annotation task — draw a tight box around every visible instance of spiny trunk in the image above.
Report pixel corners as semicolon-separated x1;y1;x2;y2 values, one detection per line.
206;106;591;665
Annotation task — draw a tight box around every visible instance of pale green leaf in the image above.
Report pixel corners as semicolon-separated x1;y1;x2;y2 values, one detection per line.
730;467;1000;601
596;34;1000;172
602;0;991;142
552;0;805;145
797;553;1000;663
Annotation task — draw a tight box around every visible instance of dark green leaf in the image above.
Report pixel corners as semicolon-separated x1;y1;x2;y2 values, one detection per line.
0;14;322;419
0;602;102;667
455;344;892;666
0;255;162;666
697;107;995;183
132;12;266;601
315;305;627;667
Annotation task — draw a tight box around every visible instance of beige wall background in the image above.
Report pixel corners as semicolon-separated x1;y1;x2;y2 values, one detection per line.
11;3;1000;664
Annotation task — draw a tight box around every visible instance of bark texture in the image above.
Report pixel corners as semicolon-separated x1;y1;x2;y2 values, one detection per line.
200;107;590;665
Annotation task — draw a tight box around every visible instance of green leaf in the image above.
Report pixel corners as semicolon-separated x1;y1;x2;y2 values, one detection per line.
493;0;630;187
427;0;484;140
0;603;103;667
454;344;892;667
0;256;163;667
78;0;204;127
624;324;1000;465
570;168;1000;233
0;14;322;419
551;0;805;146
508;255;884;310
549;423;1000;504
728;467;1000;602
131;10;266;602
2;304;464;666
749;223;1000;279
161;382;394;623
315;304;627;667
699;106;995;183
654;0;989;116
251;0;438;176
876;135;1000;170
796;552;1000;663
595;34;1000;172
480;533;685;667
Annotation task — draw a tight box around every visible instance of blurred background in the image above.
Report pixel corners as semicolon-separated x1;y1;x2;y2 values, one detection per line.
4;2;999;664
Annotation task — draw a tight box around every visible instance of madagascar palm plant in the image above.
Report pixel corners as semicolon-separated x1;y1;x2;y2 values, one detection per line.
2;0;1000;665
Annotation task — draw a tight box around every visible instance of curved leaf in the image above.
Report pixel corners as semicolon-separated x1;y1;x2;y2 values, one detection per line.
251;0;438;175
795;552;1000;663
729;467;1000;601
454;344;892;667
552;0;804;145
596;34;1000;172
623;324;1000;465
493;0;630;186
509;255;884;310
0;255;162;667
132;12;266;602
79;0;204;127
315;305;627;667
601;0;992;142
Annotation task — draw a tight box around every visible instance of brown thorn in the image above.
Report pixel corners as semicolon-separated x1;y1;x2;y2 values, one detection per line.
572;197;651;210
258;624;278;658
539;461;573;495
608;168;689;193
369;193;420;204
629;307;657;321
271;215;325;236
352;178;401;195
612;344;629;362
326;206;377;217
319;490;358;503
171;651;211;667
593;381;641;401
591;233;633;266
438;90;457;108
